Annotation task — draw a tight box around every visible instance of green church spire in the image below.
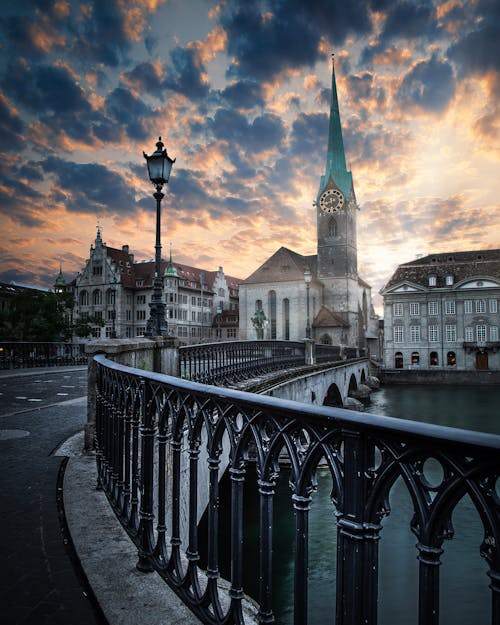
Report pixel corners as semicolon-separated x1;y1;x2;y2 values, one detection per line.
319;55;352;198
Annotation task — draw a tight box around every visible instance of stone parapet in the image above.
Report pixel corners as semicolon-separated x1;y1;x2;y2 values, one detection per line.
84;337;180;450
380;368;500;385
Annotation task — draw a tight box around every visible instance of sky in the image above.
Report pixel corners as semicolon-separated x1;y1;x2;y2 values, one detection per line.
1;0;499;314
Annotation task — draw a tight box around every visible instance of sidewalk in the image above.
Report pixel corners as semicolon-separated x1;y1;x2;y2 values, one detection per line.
0;365;87;380
60;432;198;625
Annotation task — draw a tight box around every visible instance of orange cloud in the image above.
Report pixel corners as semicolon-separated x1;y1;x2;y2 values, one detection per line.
29;12;66;53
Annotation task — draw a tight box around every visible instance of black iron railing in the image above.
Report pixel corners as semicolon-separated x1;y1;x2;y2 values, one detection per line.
0;341;87;369
94;354;500;625
179;340;305;385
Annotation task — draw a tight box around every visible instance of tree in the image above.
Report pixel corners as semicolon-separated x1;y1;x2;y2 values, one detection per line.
72;314;105;338
0;289;103;341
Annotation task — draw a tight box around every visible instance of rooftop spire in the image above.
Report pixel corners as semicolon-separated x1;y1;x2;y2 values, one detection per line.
320;54;352;197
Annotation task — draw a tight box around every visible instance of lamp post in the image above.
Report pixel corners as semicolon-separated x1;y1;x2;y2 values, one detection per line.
143;137;175;337
304;268;312;339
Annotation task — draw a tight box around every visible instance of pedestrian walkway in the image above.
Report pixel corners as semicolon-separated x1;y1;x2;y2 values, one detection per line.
61;433;198;625
0;365;87;380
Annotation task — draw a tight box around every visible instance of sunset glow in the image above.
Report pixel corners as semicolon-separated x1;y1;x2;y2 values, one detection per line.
1;0;499;313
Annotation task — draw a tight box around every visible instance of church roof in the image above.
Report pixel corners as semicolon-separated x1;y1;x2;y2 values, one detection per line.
242;247;317;284
381;248;500;292
313;306;349;328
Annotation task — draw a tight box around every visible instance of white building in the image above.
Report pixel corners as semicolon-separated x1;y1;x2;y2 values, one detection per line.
380;249;500;371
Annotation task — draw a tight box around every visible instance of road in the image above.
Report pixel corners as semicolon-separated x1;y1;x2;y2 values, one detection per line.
0;368;88;416
0;367;107;625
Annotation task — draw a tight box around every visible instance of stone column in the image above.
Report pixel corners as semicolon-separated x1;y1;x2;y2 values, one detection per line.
304;338;315;366
84;337;178;451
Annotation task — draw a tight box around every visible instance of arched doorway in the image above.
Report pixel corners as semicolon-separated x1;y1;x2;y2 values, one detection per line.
476;351;488;370
430;351;439;366
447;351;456;366
411;351;420;365
395;352;403;368
323;383;343;407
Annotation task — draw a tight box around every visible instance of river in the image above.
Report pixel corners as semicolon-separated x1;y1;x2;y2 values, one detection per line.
201;384;500;624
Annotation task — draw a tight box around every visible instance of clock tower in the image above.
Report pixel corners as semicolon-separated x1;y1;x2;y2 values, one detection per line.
316;57;359;342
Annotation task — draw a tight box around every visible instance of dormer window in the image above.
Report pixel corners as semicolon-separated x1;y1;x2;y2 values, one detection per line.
445;274;454;286
428;274;437;286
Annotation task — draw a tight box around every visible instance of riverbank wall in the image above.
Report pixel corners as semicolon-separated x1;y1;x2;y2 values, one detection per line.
378;368;500;385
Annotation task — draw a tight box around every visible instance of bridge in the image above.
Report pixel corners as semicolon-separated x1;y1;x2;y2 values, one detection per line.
85;337;500;625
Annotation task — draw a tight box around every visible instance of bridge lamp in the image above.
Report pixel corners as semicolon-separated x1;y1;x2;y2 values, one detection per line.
304;269;312;340
143;136;176;337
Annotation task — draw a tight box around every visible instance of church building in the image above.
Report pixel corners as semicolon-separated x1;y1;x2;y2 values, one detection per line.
238;60;379;353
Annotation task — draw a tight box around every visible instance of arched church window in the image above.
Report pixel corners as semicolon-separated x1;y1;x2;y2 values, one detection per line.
106;289;115;306
320;334;332;345
282;298;290;340
268;290;276;339
79;290;89;306
92;289;102;306
328;218;337;237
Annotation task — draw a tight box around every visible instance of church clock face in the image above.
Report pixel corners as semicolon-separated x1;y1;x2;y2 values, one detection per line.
319;188;344;213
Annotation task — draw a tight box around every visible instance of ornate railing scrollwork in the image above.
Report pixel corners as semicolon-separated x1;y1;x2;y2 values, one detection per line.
94;354;500;625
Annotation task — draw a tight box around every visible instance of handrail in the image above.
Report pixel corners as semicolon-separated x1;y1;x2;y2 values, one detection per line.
0;341;87;369
94;354;500;625
179;340;305;386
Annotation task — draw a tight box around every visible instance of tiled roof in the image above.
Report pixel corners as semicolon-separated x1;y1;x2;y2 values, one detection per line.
242;247;317;284
381;248;500;292
313;305;349;328
110;252;242;291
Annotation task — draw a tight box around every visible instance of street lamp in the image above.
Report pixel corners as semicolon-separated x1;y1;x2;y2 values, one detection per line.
143;137;176;337
304;268;312;339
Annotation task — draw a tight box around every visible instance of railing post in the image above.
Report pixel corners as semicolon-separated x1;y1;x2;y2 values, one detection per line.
229;465;246;622
489;569;500;625
336;429;381;625
136;378;156;572
258;477;276;624
416;543;443;625
292;492;312;625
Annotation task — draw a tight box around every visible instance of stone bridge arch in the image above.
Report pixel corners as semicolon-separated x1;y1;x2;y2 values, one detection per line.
262;360;371;409
323;383;343;407
348;374;358;395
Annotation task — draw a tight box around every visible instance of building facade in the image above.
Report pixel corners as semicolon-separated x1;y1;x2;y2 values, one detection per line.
238;60;379;354
380;250;500;371
68;228;240;343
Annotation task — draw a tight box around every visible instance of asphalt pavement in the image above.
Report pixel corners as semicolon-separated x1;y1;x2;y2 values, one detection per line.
0;366;200;625
0;366;106;625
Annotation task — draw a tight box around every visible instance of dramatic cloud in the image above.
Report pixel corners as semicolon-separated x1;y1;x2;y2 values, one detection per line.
0;0;498;315
396;55;455;112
